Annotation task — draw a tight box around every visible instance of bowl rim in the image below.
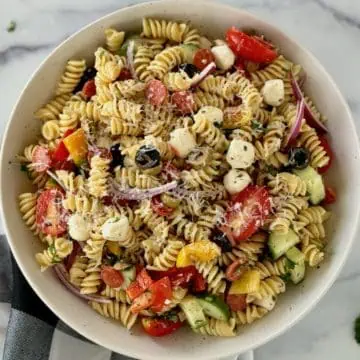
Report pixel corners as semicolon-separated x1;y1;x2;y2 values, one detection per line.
1;1;360;359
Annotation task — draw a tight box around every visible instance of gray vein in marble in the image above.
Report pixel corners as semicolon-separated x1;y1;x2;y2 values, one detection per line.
313;0;360;30
337;271;360;283
0;44;53;65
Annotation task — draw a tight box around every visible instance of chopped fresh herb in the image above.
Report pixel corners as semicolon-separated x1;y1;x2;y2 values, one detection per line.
286;259;296;270
280;272;291;283
6;20;16;33
355;315;360;344
251;120;264;132
161;310;178;322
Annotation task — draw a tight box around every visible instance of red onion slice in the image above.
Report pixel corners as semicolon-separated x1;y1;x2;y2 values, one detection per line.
110;180;178;201
283;99;305;149
290;71;327;133
190;61;216;88
54;264;111;303
126;40;137;80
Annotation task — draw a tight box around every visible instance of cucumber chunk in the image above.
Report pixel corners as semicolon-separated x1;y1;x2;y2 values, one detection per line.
180;296;207;329
180;44;199;64
293;166;325;205
120;266;136;290
269;229;300;260
290;262;306;284
196;294;230;321
286;247;305;265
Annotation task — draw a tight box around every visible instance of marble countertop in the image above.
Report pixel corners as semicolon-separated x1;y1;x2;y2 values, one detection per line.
1;0;360;359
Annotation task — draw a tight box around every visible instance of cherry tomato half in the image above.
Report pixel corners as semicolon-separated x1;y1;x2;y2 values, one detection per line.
150;277;172;313
142;317;182;337
226;27;277;63
224;185;271;242
193;48;215;70
82;79;96;98
101;266;124;288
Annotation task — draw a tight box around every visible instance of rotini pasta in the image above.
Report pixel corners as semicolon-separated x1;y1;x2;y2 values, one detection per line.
18;18;334;338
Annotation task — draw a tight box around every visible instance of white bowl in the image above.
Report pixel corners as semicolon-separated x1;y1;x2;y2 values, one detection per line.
1;1;360;359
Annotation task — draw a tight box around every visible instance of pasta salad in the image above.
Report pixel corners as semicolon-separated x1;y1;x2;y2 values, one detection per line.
17;18;336;338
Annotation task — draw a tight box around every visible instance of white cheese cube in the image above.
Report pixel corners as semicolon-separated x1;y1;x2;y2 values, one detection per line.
102;216;130;242
224;169;252;195
194;106;223;125
226;139;255;169
168;128;197;158
211;44;235;71
261;79;285;107
68;214;90;241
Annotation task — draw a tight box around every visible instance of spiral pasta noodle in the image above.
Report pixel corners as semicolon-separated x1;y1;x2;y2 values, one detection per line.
88;155;110;198
194;318;237;337
35;94;71;121
195;261;226;294
18;193;38;234
147;239;184;271
142;18;188;43
56;59;86;95
104;28;125;53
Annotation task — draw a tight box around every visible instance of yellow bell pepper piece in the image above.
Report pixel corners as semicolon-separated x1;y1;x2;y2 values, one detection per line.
229;270;260;295
63;129;88;165
176;240;221;268
106;241;122;257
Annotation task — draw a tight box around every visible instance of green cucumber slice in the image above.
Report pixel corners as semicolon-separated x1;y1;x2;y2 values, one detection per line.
268;229;300;260
196;294;230;321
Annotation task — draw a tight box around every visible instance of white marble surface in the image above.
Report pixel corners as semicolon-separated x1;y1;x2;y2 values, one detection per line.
1;0;360;359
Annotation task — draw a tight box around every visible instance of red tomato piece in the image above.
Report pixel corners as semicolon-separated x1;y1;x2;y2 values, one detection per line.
192;272;206;293
226;294;247;312
146;79;168;106
318;136;333;174
148;266;197;288
151;196;174;217
63;129;76;138
126;268;153;300
142;317;182;337
52;142;69;163
225;257;248;281
225;185;271;242
82;79;96;98
226;27;277;63
118;68;132;80
32;146;52;172
150;277;172;313
193;48;215;70
322;186;336;205
130;292;153;314
36;189;67;236
171;91;195;115
101;266;124;288
52;159;76;171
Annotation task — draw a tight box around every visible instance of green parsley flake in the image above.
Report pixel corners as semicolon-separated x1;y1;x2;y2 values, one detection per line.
7;20;16;33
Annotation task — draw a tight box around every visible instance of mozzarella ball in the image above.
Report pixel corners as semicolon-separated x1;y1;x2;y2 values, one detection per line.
261;79;285;107
226;139;255;169
102;216;130;242
68;214;90;241
168;128;196;158
194;106;223;125
224;169;252;194
211;44;235;71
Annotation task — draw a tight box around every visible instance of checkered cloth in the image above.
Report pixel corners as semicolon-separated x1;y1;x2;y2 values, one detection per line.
0;236;249;360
